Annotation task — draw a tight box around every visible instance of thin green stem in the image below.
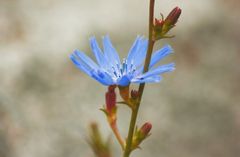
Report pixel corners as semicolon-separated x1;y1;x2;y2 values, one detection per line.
123;0;155;157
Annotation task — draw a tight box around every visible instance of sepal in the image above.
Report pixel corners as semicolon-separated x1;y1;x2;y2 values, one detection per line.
118;85;130;102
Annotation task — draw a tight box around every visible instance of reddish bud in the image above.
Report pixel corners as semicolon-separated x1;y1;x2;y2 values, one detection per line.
105;85;117;112
153;6;182;40
165;7;182;26
140;122;152;136
131;90;139;99
131;122;152;149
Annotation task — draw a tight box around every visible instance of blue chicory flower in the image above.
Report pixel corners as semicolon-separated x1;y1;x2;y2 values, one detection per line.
70;36;175;86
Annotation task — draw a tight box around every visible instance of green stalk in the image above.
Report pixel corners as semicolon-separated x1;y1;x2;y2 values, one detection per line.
123;0;155;157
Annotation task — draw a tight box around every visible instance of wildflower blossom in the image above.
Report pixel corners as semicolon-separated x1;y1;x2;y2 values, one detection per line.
70;36;174;86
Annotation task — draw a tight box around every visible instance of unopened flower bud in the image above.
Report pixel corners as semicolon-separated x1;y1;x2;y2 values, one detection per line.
153;6;182;40
131;122;152;150
165;7;182;26
131;90;139;99
139;122;152;137
102;85;118;127
105;85;117;113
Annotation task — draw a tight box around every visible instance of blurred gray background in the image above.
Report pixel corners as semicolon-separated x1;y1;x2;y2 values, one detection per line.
0;0;240;157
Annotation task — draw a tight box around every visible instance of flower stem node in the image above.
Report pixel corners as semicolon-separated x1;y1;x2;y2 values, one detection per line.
153;7;182;40
131;122;152;150
125;89;140;109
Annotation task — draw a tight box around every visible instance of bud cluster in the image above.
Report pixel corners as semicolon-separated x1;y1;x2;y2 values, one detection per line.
153;7;182;40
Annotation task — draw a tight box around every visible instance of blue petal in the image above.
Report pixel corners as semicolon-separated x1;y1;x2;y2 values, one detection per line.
132;38;148;67
97;70;114;85
90;70;113;86
149;45;173;68
70;54;92;76
135;45;173;74
90;37;108;68
126;36;141;65
136;63;175;79
103;36;121;66
71;53;113;85
131;76;162;83
117;75;130;86
91;73;110;86
73;50;99;70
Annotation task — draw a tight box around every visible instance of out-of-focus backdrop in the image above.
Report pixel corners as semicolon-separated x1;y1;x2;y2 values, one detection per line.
0;0;240;157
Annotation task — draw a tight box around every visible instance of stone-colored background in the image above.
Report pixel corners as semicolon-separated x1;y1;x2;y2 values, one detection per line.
0;0;240;157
